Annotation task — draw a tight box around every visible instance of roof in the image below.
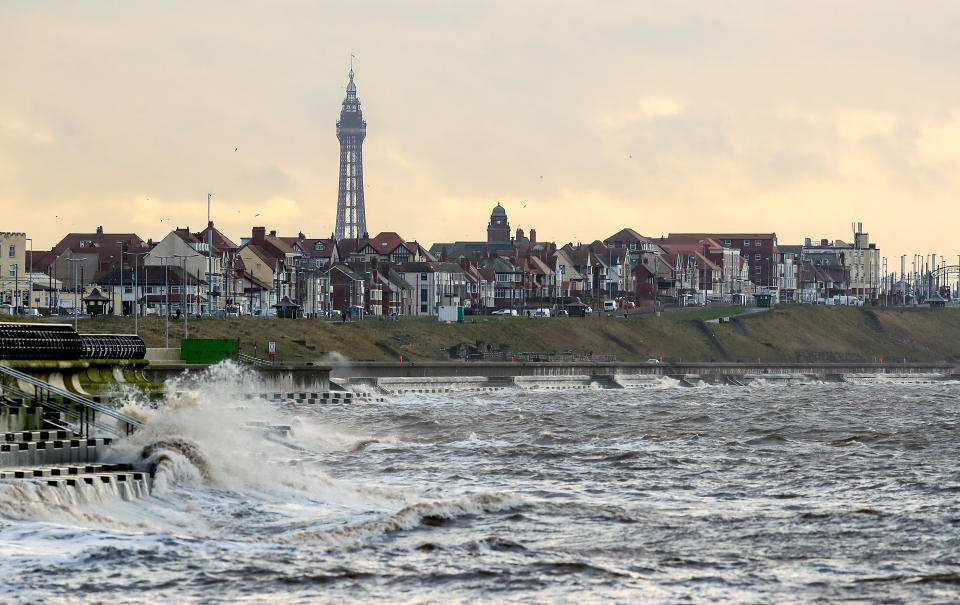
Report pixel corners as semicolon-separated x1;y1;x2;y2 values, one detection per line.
273;295;301;308
82;287;110;302
479;256;520;273
326;264;364;281
491;203;507;217
661;235;727;249
560;244;593;266
52;230;147;256
25;250;56;272
280;235;339;259
669;232;777;241
429;241;515;258
778;245;804;255
195;223;238;251
526;255;552;275
604;228;651;244
239;243;279;270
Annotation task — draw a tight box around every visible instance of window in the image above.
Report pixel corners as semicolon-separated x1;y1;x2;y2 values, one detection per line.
8;266;14;277
724;240;731;246
744;240;750;247
755;254;761;261
314;242;325;251
755;240;762;246
420;273;428;281
8;245;14;257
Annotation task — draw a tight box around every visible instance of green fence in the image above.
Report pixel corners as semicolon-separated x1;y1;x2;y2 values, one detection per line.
180;338;240;365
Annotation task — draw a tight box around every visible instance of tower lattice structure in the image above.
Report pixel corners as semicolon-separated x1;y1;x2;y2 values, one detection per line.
334;67;367;239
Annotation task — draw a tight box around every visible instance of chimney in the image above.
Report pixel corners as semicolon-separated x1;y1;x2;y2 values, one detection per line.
298;231;305;240
821;238;829;246
516;227;524;241
530;229;536;244
252;227;266;245
96;226;103;235
269;230;277;238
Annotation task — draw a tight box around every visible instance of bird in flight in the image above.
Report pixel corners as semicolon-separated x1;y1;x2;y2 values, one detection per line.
255;213;261;217
234;147;238;152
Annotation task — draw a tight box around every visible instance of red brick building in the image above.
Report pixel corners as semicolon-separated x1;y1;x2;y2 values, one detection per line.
668;233;780;288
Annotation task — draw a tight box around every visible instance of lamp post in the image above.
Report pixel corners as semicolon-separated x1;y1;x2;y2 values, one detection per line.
115;240;129;316
66;257;87;331
157;255;174;347
12;263;18;315
123;251;150;335
206;193;216;315
25;237;32;311
174;253;200;339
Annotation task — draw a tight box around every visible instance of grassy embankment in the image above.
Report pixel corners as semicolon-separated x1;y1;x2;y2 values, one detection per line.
63;306;960;363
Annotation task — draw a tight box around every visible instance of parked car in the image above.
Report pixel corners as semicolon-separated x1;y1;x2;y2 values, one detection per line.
253;308;277;317
603;300;617;312
623;301;636;309
21;308;39;317
491;308;516;316
556;309;569;317
645;358;661;364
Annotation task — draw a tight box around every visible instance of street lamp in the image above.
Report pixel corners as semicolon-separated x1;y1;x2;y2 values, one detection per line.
157;255;173;347
25;237;32;311
123;250;150;335
66;257;88;331
174;253;201;339
12;263;18;315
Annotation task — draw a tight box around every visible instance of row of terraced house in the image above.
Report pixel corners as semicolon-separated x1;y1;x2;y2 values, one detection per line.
2;203;880;317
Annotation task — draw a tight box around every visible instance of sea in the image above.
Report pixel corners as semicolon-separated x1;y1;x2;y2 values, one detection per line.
1;364;958;604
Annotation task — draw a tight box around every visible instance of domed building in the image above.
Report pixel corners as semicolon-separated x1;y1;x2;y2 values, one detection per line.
487;203;510;243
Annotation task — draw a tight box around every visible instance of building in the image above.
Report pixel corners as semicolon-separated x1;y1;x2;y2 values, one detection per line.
431;203;549;261
658;236;745;301
327;264;366;316
799;227;880;298
487;203;510;242
142;225;236;315
394;261;469;316
0;232;26;311
334;65;368;239
669;233;780;289
47;226;150;292
337;232;432;265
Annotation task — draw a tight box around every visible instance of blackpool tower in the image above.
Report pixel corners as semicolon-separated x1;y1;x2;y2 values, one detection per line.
334;66;368;239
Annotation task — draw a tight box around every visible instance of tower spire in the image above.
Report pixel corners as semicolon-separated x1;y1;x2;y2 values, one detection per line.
334;63;368;239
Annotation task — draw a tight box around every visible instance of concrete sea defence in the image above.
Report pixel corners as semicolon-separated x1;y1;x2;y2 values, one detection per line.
329;360;958;393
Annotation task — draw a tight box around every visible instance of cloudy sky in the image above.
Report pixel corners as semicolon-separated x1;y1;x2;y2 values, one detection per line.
2;1;959;266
